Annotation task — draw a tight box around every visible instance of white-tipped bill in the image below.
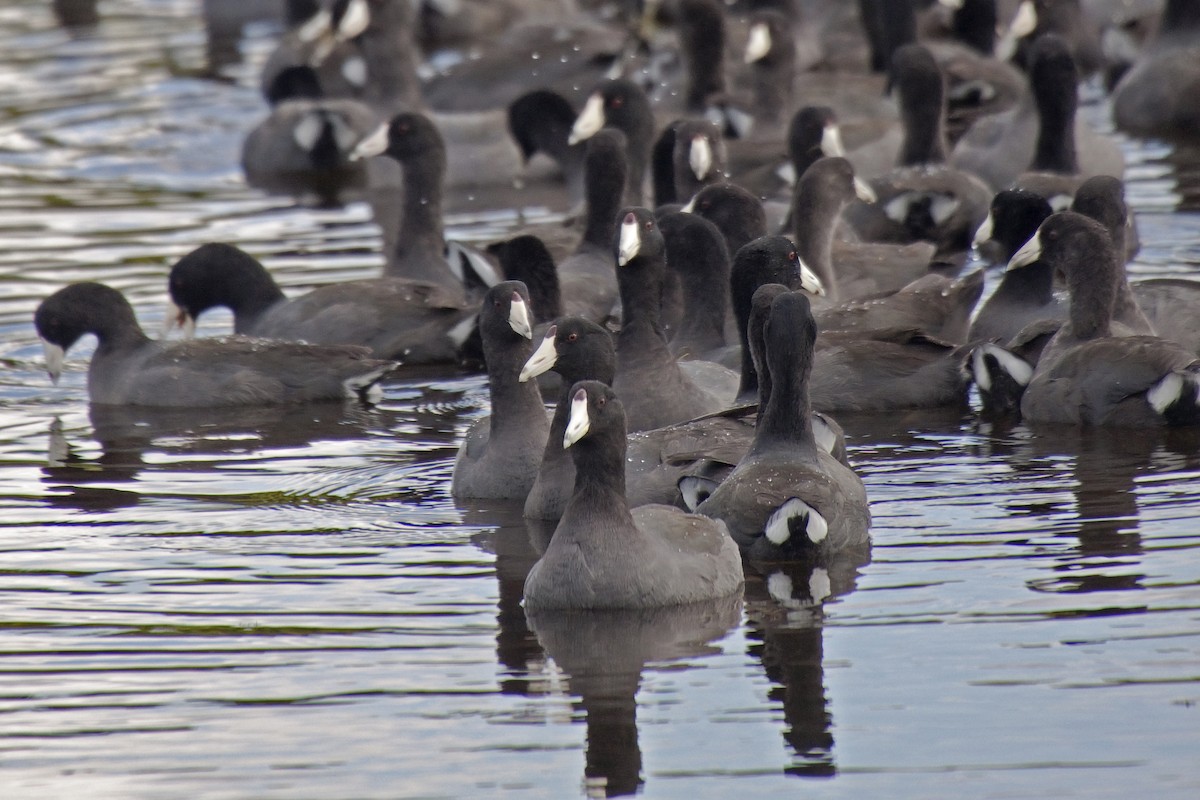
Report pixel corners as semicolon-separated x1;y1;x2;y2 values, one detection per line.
41;339;65;385
568;93;605;145
519;325;557;382
744;22;771;64
688;135;713;180
563;387;590;448
1006;228;1043;271
973;211;995;248
334;0;370;42
820;123;845;157
797;255;826;297
617;215;641;266
162;300;196;340
508;292;532;339
297;8;332;43
996;0;1037;61
348;123;388;161
854;176;877;204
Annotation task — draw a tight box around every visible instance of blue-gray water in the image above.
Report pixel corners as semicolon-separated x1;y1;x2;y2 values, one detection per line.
0;2;1198;798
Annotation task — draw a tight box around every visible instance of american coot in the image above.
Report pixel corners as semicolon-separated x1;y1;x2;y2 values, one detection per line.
35;282;396;407
242;65;377;203
845;44;992;257
1067;176;1154;335
729;235;826;403
789;156;939;304
684;183;769;265
350;111;499;295
743;9;798;133
1111;0;1200;140
567;79;656;206
520;317;615;521
953;34;1124;193
518;306;848;516
658;210;730;361
669;119;727;205
450;281;550;500
166;242;480;365
556;129;630;324
968;188;1060;344
1013;213;1200;427
697;291;871;561
611;208;739;432
522;380;744;609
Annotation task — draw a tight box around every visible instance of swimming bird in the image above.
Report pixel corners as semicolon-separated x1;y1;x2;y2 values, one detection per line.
34;282;395;407
522;379;744;609
696;290;871;561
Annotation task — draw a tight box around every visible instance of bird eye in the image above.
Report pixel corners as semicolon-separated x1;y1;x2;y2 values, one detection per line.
644;221;653;230
788;250;797;261
597;396;606;407
609;96;624;109
567;332;578;342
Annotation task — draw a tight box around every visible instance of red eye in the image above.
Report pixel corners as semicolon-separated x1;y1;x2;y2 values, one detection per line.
493;299;501;307
609;96;624;109
567;332;578;342
788;250;797;261
597;396;606;407
644;221;653;230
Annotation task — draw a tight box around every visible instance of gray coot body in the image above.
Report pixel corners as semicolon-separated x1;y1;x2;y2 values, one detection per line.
523;380;744;609
34;282;395;407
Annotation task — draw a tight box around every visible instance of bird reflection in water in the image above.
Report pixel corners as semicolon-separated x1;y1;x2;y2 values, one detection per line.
525;596;742;797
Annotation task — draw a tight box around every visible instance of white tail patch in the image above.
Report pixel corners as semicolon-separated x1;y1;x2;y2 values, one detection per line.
334;0;370;42
744;22;771;64
563;388;590;448
930;194;960;225
348;123;388;161
1006;228;1043;271
329;114;357;153
884;193;915;223
341;56;367;88
996;0;1037;61
41;339;65;385
812;414;837;455
765;498;828;546
678;475;718;512
447;314;478;349
1148;371;1186;415
519;326;558;382
296;8;332;44
973;343;1032;392
448;241;501;288
292;113;324;152
342;361;397;399
568;93;605;145
508;293;532;339
821;124;845;158
617;216;641;266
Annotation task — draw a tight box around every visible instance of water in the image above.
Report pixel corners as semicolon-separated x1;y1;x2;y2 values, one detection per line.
1;2;1198;798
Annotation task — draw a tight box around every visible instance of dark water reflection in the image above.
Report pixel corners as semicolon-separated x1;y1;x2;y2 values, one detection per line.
0;1;1199;798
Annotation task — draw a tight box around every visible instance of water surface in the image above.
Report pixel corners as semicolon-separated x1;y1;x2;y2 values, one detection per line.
0;2;1198;798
